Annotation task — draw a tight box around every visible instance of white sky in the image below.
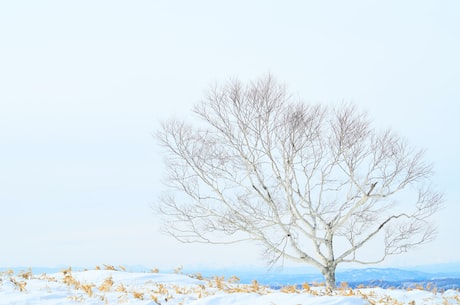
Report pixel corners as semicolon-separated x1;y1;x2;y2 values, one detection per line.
1;1;459;271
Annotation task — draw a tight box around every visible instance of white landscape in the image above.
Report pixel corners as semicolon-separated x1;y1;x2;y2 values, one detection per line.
1;267;459;305
2;2;460;305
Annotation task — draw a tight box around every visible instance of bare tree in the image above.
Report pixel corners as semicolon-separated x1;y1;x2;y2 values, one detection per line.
156;75;443;289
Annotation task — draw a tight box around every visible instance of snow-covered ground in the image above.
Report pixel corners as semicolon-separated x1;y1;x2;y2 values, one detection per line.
1;267;459;305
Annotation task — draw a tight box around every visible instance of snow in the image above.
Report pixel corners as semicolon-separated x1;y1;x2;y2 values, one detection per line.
1;268;459;305
189;293;363;305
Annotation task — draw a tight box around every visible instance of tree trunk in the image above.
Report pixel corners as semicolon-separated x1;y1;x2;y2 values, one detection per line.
322;264;337;290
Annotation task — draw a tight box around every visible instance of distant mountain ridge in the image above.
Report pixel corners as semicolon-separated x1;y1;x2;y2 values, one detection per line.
191;264;460;289
336;268;460;289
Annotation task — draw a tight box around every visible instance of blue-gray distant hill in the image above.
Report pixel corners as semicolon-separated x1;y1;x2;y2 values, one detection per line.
190;263;460;290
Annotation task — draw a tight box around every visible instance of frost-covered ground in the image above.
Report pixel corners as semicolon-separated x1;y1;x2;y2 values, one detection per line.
1;267;460;305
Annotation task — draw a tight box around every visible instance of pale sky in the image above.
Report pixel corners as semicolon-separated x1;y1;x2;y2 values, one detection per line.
1;1;459;271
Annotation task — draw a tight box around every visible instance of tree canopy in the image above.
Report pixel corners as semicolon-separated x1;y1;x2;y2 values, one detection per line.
157;75;443;289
